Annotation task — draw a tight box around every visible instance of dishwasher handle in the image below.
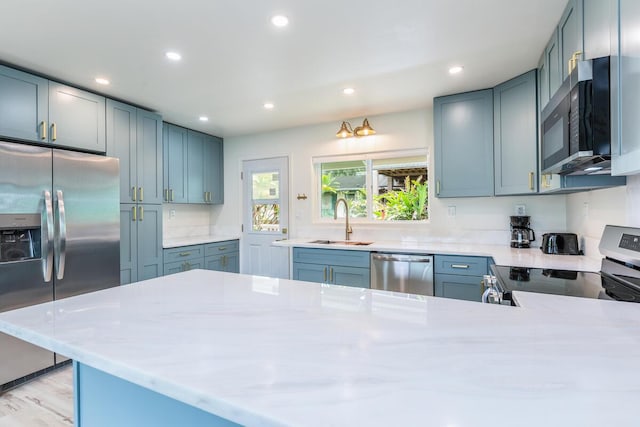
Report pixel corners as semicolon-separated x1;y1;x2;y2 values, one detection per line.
371;253;432;263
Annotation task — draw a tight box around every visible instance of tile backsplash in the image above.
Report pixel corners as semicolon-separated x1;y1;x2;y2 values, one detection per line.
162;204;212;240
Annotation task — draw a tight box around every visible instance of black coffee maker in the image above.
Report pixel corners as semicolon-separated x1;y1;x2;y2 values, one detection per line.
510;216;535;248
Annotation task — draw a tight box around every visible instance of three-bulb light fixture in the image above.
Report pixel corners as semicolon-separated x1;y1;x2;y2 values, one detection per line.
335;118;376;138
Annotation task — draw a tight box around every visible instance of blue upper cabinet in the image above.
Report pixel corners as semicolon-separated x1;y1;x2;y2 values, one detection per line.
434;89;494;198
612;0;640;175
205;135;224;204
107;101;162;204
136;110;163;204
0;65;48;142
559;0;584;81
48;82;106;153
163;123;188;203
494;70;538;195
187;130;206;204
0;65;105;153
540;29;561;109
186;129;224;205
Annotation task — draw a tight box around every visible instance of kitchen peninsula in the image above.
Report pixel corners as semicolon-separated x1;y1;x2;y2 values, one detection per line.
1;270;639;426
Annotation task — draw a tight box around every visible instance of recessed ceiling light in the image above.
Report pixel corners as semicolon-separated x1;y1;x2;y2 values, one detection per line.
95;77;110;85
271;15;289;27
343;87;355;95
449;65;464;74
165;51;182;61
199;116;209;122
264;102;275;110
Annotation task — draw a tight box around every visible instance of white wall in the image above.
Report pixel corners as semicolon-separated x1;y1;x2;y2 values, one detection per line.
214;107;568;245
567;175;640;256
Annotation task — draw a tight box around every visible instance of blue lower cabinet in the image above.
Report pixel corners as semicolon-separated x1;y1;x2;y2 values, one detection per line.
292;248;370;288
433;255;490;302
164;259;204;275
164;240;240;276
204;253;239;273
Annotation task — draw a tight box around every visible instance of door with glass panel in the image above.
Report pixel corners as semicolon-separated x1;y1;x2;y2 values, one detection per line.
242;157;289;278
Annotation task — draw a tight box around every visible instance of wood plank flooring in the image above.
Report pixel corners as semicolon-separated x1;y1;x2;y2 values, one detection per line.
0;366;73;427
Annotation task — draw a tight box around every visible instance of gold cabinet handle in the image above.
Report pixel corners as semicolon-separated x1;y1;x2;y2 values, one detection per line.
132;186;137;202
329;267;334;283
132;206;137;221
179;252;191;257
164;188;168;202
51;123;57;141
207;192;211;202
218;247;227;251
323;266;327;282
139;205;144;221
222;255;227;267
170;189;174;201
436;180;441;195
529;172;535;191
40;121;47;140
568;51;582;74
139;187;143;202
204;191;207;202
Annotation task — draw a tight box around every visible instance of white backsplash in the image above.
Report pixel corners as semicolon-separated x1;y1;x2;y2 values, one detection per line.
162;204;212;240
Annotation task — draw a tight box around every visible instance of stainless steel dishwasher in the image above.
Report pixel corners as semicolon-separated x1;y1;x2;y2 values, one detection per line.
370;253;434;296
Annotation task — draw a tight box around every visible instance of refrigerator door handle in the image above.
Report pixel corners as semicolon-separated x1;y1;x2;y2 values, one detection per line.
42;190;54;282
55;190;67;280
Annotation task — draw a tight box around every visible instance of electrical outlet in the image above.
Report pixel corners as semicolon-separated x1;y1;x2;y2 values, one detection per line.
169;209;176;219
515;204;526;216
448;206;456;217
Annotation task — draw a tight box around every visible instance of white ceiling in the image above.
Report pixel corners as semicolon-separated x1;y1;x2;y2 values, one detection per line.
0;0;567;137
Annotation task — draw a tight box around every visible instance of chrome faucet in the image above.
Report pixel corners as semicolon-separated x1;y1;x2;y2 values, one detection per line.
334;198;353;241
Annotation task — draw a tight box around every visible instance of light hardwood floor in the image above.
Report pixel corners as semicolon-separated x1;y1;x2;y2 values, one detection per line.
0;366;73;427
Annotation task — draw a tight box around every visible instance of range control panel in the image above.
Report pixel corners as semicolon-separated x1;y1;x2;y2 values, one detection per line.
620;234;640;253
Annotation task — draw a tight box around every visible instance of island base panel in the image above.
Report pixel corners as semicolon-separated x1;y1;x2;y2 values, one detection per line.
73;362;240;427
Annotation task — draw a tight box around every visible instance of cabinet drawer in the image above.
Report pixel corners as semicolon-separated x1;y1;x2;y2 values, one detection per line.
204;240;239;256
293;248;369;268
164;259;203;276
434;255;488;276
163;245;204;263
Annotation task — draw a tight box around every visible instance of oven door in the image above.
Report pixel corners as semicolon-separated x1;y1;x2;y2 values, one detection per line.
542;94;570;172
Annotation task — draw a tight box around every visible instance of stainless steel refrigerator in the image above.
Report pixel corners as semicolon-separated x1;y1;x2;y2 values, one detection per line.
0;140;119;389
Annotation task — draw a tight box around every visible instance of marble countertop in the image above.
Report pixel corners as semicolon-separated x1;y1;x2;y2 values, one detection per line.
163;235;240;249
1;270;639;426
274;238;602;271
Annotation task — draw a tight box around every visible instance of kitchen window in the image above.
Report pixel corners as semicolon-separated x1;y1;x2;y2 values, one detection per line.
315;150;428;221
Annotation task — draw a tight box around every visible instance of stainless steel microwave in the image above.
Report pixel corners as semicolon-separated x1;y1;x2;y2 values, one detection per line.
541;56;611;175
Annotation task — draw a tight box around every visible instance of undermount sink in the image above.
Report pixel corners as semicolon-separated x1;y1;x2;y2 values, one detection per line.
309;239;373;246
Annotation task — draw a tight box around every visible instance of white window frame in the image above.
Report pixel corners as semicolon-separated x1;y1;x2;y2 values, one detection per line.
312;148;429;224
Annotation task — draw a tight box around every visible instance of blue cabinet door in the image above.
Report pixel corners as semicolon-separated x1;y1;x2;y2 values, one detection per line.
119;204;138;285
331;265;369;288
293;262;327;283
163;123;188;203
137;110;163;205
205;136;224;204
559;0;583;81
544;29;561;105
136;204;163;281
187;129;206;204
48;82;105;153
205;255;224;272
494;70;538;195
0;65;48;142
434;89;494;197
106;100;137;203
434;274;483;302
225;252;239;273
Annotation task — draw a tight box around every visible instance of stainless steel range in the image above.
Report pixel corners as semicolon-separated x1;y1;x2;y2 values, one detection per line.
484;225;640;305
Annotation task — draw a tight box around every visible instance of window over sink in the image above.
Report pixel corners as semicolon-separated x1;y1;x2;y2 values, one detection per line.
314;149;428;222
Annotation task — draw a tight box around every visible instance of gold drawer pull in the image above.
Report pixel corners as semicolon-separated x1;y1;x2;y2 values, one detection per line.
179;252;191;257
218;247;227;251
40;121;47;140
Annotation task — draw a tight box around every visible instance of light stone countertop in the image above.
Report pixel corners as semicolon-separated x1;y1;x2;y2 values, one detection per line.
163;235;240;249
274;238;603;271
1;269;639;427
